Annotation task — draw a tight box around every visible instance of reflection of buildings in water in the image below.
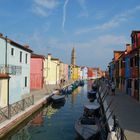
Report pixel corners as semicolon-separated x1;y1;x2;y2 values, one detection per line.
31;112;44;126
71;87;81;104
87;80;94;90
45;105;58;119
10;126;30;140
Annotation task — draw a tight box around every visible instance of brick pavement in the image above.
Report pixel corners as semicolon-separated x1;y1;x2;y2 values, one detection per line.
106;89;140;140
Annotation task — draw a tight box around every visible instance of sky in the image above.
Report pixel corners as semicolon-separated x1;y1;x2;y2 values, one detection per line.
0;0;140;70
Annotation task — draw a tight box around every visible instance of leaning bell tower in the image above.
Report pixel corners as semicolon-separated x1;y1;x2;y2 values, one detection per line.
71;47;76;65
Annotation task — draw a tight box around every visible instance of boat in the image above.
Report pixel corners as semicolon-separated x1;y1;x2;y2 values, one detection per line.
51;100;66;109
92;84;98;92
84;103;101;118
75;103;101;140
79;80;85;86
87;90;97;101
51;95;65;103
75;118;99;140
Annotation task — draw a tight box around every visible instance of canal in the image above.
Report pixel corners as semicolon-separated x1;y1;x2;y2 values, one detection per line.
5;81;94;140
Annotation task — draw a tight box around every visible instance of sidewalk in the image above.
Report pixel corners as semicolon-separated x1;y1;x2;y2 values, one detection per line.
106;89;140;140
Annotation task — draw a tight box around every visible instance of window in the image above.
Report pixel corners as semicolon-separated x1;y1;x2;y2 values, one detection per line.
130;58;133;67
134;56;138;66
128;79;132;88
134;79;138;90
20;51;22;62
11;48;14;56
25;77;27;87
25;53;28;64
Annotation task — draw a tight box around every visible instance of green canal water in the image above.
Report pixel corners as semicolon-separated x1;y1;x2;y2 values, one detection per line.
6;81;94;140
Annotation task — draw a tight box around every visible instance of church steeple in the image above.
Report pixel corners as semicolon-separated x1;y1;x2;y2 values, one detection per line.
71;47;76;65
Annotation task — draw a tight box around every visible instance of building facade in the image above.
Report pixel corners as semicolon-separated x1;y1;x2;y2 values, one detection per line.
0;34;32;104
108;30;140;102
30;54;45;90
44;54;60;85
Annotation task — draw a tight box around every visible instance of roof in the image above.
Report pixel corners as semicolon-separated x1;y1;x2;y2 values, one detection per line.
0;34;33;53
51;58;59;61
131;30;140;36
0;74;10;79
31;53;46;59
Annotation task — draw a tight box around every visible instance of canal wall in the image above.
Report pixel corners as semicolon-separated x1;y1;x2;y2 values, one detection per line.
0;82;73;138
0;93;53;138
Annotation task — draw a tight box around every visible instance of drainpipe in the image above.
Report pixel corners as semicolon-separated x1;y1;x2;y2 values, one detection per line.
138;47;140;102
5;36;10;118
7;76;10;119
5;36;8;67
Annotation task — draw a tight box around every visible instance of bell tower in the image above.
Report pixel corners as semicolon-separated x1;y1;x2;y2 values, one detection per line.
71;47;76;65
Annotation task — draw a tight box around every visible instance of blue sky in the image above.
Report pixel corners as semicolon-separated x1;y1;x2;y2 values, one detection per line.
0;0;140;70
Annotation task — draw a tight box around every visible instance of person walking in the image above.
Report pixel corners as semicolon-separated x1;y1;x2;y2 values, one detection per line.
111;82;116;95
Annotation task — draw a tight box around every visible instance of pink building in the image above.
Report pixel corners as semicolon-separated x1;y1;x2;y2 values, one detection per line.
64;63;68;81
30;54;45;89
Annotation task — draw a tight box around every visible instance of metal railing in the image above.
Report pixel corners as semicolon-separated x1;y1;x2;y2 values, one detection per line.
0;95;34;124
98;78;127;140
0;64;22;75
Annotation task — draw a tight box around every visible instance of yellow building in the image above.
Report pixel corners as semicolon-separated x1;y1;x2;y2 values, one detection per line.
72;65;79;81
44;54;60;85
0;74;10;107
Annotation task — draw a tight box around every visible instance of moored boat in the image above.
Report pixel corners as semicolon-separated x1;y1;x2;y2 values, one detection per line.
75;102;101;140
79;80;85;86
51;95;65;103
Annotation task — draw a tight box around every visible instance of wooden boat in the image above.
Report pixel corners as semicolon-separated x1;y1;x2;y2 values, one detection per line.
79;80;85;86
75;103;101;140
51;95;65;103
75;118;99;140
51;100;66;109
87;90;97;101
92;84;98;92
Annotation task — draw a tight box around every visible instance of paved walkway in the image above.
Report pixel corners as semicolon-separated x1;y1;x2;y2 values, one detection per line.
106;89;140;140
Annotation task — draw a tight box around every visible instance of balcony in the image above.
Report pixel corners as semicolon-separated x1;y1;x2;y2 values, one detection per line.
0;65;22;75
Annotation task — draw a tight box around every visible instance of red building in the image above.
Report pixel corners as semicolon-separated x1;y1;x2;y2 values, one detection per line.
30;54;45;90
87;68;93;79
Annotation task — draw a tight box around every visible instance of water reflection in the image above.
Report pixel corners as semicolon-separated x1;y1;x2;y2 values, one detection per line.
5;82;92;140
31;112;44;126
8;126;30;140
87;80;94;91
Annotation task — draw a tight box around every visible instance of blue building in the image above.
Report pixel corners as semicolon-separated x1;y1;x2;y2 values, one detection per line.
81;66;88;80
0;34;32;105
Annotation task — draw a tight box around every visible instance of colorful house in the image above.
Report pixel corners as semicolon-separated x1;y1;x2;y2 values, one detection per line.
0;34;32;104
30;54;45;90
87;68;93;80
63;63;68;82
108;30;140;102
81;67;88;80
44;54;60;85
68;64;72;80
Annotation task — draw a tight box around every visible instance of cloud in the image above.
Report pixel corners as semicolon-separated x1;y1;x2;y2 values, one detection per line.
34;0;59;9
75;5;140;35
28;33;128;69
32;0;59;17
78;0;88;17
62;0;69;31
74;34;128;69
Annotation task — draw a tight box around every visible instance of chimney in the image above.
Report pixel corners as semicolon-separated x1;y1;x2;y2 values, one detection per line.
24;45;29;49
47;53;51;61
126;44;132;53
